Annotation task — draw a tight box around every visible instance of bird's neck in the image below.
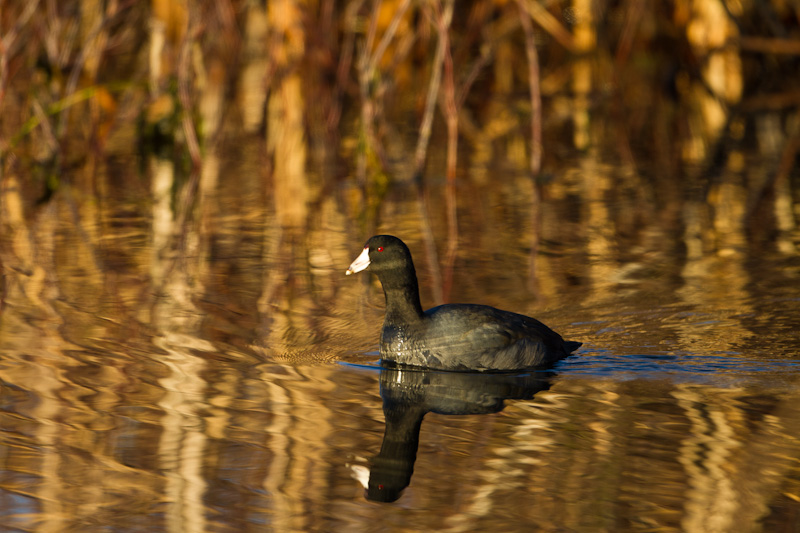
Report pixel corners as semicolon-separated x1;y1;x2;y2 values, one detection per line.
380;269;424;323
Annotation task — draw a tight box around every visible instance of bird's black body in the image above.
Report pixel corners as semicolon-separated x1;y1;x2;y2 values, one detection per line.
347;235;581;371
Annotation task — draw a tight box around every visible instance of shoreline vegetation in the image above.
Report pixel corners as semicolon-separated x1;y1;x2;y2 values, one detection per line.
1;0;798;308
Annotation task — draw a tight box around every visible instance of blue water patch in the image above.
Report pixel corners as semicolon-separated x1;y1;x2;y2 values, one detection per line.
556;350;800;386
339;360;383;373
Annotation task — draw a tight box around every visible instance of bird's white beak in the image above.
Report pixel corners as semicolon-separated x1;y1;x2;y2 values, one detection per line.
346;246;371;275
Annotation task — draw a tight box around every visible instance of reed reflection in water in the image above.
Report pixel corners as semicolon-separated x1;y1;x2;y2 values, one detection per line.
3;333;800;532
1;142;799;531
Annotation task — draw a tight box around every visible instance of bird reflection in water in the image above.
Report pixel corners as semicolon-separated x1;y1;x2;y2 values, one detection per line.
351;362;554;502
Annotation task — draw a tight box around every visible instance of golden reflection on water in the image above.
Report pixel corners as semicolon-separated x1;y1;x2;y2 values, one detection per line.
2;143;800;530
1;150;799;532
3;329;800;532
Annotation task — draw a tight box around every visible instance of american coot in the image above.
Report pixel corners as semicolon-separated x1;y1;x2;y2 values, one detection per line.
346;235;581;371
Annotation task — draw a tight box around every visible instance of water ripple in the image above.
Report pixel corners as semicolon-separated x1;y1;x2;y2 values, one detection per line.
558;351;800;387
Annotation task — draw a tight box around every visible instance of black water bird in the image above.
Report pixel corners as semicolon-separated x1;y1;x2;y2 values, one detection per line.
346;235;581;371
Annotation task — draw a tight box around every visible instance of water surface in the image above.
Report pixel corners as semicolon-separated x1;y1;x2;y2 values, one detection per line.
2;163;799;532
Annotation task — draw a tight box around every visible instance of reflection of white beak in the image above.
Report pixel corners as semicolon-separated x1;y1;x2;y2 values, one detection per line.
346;247;371;275
348;463;370;489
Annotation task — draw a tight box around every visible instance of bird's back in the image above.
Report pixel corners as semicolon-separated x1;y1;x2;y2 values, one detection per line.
380;303;580;371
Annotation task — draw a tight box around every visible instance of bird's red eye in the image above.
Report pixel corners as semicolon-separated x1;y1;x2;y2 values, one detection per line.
377;247;383;252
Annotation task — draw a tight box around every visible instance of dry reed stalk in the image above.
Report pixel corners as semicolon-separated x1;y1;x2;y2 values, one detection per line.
177;6;201;170
435;0;458;302
264;0;310;229
611;0;644;170
520;0;575;51
61;0;133;139
0;1;42;142
328;0;365;134
739;36;800;55
411;3;443;179
747;121;800;224
412;0;448;305
356;0;411;189
517;0;542;177
517;0;543;292
355;1;379;191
